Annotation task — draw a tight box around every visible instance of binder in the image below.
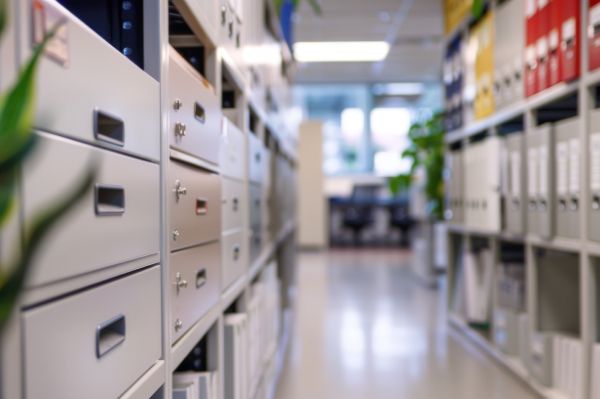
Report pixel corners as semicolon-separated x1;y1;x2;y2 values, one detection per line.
536;0;550;92
589;109;600;241
589;0;600;71
559;0;580;82
547;0;561;86
528;124;554;238
505;133;525;234
553;117;579;239
525;0;539;96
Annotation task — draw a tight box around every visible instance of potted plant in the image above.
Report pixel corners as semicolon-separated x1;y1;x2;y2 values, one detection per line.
388;112;446;285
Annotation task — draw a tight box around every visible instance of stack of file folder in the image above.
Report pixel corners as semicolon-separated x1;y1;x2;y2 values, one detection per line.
173;371;219;399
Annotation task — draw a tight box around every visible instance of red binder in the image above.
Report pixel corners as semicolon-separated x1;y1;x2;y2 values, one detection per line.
525;0;538;96
548;0;561;85
536;0;550;91
589;0;600;71
559;0;580;81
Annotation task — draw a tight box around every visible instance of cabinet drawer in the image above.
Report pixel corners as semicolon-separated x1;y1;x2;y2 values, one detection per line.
21;0;160;161
248;134;264;184
222;177;245;232
23;266;162;399
168;47;220;165
222;230;245;290
23;133;160;287
170;242;221;343
220;118;245;180
169;160;221;250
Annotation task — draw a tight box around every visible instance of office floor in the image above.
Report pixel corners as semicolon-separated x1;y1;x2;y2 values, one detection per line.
275;249;537;399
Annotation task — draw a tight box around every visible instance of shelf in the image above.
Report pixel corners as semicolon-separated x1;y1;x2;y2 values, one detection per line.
527;235;582;254
170;305;221;371
463;100;526;137
120;360;165;399
585;68;600;88
449;313;562;399
221;272;248;310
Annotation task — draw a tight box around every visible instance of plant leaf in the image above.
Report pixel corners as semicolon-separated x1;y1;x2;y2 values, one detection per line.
0;0;6;38
0;171;16;227
0;162;97;332
306;0;322;15
0;27;55;164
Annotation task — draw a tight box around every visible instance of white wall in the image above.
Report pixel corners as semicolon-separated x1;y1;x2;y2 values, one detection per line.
297;121;328;248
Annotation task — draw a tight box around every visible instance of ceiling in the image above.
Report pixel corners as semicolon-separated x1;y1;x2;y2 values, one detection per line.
292;0;444;84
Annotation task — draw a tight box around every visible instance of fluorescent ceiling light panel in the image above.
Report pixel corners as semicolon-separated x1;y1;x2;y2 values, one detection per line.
294;41;390;63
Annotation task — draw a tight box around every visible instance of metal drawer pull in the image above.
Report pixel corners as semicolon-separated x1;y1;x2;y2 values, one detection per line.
174;122;187;137
233;245;240;261
175;319;183;332
194;102;206;123
233;197;239;211
196;269;207;289
94;110;124;146
593;195;600;211
174;272;188;294
96;314;126;359
196;198;208;215
221;6;227;26
95;185;125;216
174;180;187;201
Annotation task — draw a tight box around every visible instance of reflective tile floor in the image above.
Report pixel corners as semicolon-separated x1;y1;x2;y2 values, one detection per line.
275;249;538;399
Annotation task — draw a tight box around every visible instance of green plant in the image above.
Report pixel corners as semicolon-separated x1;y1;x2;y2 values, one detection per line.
0;4;96;333
388;112;445;220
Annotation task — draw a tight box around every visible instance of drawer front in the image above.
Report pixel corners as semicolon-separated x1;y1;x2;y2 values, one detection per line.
23;133;160;287
220;118;245;180
168;49;221;165
222;177;245;232
22;0;160;161
169;160;221;250
23;266;162;399
170;242;221;343
248;134;264;184
222;230;246;290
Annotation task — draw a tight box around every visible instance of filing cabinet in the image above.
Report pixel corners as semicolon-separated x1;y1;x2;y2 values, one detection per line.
527;124;554;238
589;109;600;241
220;118;245;181
248;133;265;184
20;0;161;161
554;117;580;239
505;133;526;235
222;230;245;290
23;132;160;287
222;177;245;232
168;159;221;251
23;266;162;399
220;0;244;71
170;242;221;343
168;47;221;166
531;332;554;386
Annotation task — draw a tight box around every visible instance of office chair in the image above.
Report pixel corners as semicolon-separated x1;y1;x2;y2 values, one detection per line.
341;184;378;246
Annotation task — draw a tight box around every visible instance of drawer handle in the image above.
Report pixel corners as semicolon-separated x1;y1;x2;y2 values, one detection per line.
94;110;124;147
96;314;126;359
194;102;206;124
255;152;261;162
233;197;239;212
174;180;187;201
228;21;234;38
233;245;240;261
196;269;207;289
196;198;208;215
570;197;579;211
175;122;187;137
221;6;227;26
95;185;125;216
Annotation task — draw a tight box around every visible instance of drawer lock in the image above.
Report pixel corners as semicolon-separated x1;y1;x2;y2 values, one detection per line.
174;272;188;294
175;122;187;137
174;180;187;201
175;319;183;332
